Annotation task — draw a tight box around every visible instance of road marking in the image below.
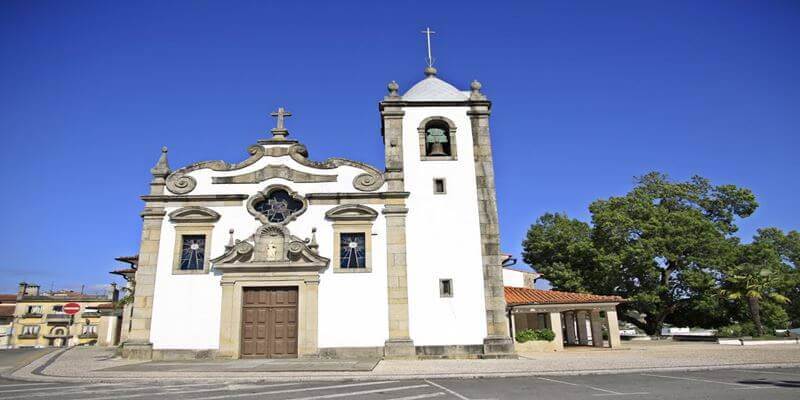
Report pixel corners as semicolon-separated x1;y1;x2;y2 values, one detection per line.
734;369;800;377
538;377;648;396
641;373;759;389
190;380;400;400
0;382;60;389
0;381;232;400
425;380;471;400
76;381;303;400
283;384;431;400
0;384;109;394
83;381;228;394
387;393;446;400
1;384;119;399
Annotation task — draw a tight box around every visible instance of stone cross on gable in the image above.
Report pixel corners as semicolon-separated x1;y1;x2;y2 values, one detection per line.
269;107;292;140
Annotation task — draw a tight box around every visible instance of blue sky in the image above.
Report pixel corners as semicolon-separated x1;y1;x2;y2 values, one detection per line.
1;1;798;294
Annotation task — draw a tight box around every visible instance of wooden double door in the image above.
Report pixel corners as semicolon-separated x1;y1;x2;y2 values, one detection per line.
241;286;298;358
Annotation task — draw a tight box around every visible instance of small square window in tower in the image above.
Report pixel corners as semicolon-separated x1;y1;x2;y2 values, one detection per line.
180;234;206;270
439;279;454;298
433;178;446;194
339;232;367;268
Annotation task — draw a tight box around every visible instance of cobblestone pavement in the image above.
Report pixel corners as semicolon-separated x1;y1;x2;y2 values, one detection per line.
1;368;799;399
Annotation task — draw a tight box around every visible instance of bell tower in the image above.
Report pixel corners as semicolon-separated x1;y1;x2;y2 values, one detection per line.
378;59;514;357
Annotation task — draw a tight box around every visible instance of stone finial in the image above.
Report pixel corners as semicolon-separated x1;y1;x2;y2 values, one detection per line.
150;146;171;179
226;229;235;250
387;81;400;97
308;227;319;252
424;66;437;77
470;80;486;100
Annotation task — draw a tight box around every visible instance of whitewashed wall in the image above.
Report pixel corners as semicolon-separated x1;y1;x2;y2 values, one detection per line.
402;106;488;346
502;269;526;288
148;146;390;350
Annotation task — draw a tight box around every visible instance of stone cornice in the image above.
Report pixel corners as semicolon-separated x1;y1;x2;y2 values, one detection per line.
379;100;492;109
213;262;328;274
306;192;410;201
141;194;249;202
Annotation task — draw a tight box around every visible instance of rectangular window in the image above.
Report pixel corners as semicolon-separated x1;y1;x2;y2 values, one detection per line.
439;279;454;297
52;305;63;312
433;178;446;194
26;305;42;314
339;232;366;269
82;325;97;335
179;234;206;270
21;325;40;335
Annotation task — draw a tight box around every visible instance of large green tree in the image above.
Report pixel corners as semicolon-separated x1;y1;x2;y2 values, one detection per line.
722;242;791;336
751;228;800;328
523;172;758;335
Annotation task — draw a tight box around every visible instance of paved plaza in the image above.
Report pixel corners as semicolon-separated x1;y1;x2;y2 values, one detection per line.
7;341;799;381
0;341;798;398
0;368;799;399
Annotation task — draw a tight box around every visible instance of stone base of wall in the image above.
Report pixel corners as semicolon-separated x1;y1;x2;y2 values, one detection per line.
151;349;218;360
318;346;385;359
121;341;519;360
384;339;416;359
120;341;153;360
481;336;517;359
415;344;485;359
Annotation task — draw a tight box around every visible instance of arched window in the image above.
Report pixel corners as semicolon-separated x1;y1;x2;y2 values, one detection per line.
425;121;451;156
418;117;458;160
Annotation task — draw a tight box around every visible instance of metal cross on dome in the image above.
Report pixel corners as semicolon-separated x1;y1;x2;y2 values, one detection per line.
421;27;435;68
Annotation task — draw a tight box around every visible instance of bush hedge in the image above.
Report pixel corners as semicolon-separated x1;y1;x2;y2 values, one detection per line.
515;328;556;343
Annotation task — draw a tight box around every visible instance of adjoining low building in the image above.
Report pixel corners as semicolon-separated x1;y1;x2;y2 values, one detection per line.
0;294;16;349
502;265;624;351
8;282;119;349
110;255;137;344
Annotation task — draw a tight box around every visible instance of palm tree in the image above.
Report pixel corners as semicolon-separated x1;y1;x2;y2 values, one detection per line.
723;244;790;337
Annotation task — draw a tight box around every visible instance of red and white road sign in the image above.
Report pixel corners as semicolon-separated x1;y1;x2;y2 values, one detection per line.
63;302;81;315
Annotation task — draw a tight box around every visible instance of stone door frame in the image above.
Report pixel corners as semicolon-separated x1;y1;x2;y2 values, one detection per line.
218;272;320;359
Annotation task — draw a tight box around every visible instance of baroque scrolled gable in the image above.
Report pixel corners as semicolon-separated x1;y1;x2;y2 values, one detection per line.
165;143;384;194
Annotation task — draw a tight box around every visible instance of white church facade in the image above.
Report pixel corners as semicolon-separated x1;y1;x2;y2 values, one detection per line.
121;64;516;360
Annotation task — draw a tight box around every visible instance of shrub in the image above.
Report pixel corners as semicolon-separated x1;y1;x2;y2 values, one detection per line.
717;322;758;338
515;328;556;343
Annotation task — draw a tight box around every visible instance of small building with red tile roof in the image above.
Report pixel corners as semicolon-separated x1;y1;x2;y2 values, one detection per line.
502;266;624;352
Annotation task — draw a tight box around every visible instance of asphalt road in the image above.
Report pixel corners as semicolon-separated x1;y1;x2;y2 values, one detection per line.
0;348;54;374
0;367;798;399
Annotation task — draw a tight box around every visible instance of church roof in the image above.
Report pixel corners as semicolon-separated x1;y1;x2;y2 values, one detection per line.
403;75;468;101
505;286;624;306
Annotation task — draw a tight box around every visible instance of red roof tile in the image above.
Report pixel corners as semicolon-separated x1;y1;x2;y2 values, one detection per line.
0;294;17;302
504;286;624;306
0;305;15;317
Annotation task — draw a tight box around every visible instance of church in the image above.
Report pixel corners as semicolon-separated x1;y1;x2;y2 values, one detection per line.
121;61;516;360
